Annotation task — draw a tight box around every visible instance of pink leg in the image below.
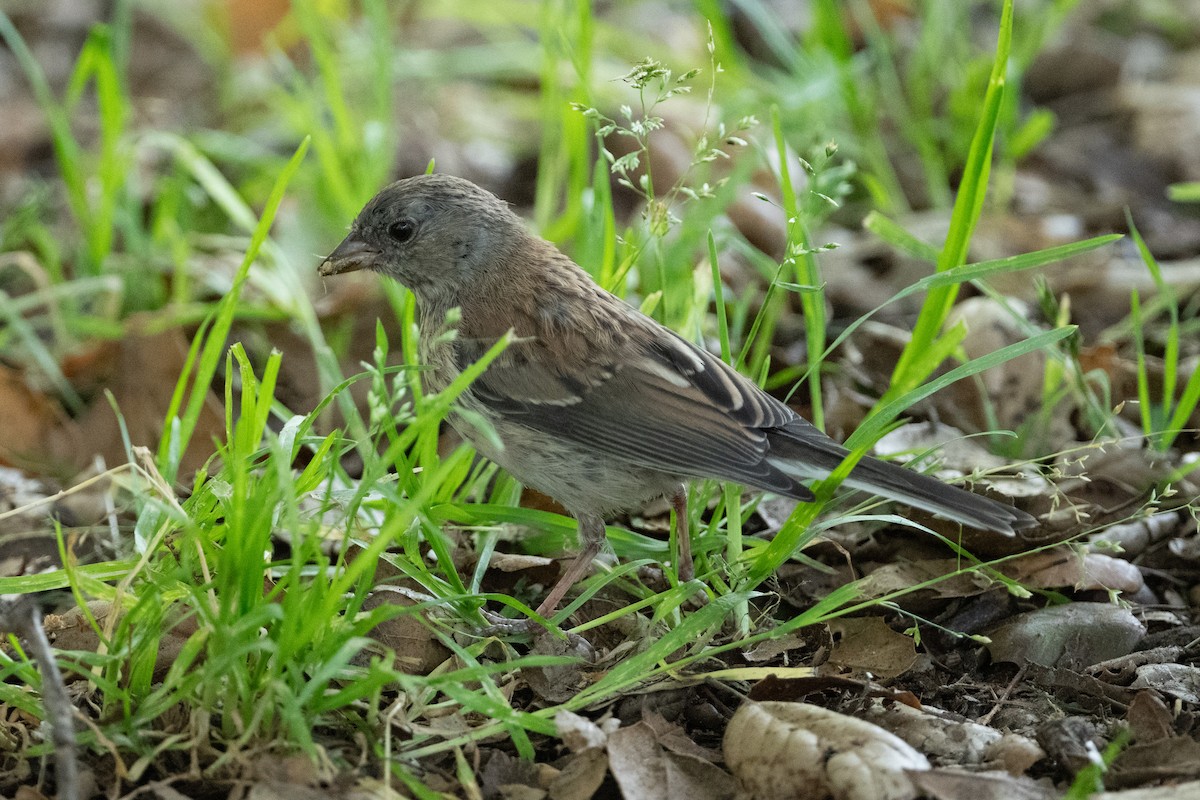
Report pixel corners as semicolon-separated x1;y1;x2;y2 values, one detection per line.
534;513;606;619
670;487;693;582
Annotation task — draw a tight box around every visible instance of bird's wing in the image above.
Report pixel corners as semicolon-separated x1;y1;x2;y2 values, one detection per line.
453;305;813;499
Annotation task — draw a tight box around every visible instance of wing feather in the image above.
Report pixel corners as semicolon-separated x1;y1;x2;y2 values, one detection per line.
454;324;813;499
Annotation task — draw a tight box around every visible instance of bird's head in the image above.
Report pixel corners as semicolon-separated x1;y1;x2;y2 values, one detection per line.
319;174;522;306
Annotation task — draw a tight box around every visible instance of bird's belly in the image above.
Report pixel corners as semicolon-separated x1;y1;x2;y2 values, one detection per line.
420;339;681;514
463;415;680;516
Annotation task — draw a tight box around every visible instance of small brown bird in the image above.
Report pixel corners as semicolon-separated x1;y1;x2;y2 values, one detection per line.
320;174;1036;621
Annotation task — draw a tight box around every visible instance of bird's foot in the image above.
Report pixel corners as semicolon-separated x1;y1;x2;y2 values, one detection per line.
477;609;595;661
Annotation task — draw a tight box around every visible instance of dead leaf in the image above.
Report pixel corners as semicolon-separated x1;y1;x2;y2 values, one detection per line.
607;719;737;800
547;748;607;800
741;633;806;664
0;364;71;469
1130;663;1200;705
1093;781;1200;800
1110;736;1200;787
910;769;1057;800
244;783;331;800
1035;717;1100;775
480;749;541;799
873;422;1013;474
488;553;557;572
826;617;918;680
947;297;1064;442
1003;549;1143;594
985;603;1146;668
555;710;616;753
859;559;995;605
221;0;291;55
746;674;922;709
1126;691;1174;743
724;701;930;800
0;326;225;477
524;628;595;704
1086;647;1186;684
862;701;1045;775
360;589;452;676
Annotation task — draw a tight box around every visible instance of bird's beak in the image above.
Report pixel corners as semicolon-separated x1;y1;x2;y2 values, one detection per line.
318;235;381;277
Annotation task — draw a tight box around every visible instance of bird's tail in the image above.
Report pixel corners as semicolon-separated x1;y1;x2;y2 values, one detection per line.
766;422;1036;535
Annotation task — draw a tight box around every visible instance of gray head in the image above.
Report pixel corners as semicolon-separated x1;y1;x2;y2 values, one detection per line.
319;174;523;303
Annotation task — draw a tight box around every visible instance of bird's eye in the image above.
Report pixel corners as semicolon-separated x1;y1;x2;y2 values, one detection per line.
387;219;416;244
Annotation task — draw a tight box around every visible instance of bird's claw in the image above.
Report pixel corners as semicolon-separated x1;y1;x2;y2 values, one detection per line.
477;610;595;660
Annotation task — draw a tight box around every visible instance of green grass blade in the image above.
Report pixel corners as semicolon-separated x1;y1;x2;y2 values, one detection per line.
886;0;1013;396
156;137;310;480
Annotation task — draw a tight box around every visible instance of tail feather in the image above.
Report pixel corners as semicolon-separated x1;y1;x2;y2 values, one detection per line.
766;422;1036;535
841;456;1035;534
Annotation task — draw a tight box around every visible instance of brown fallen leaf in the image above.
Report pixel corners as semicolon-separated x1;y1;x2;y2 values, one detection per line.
858;559;995;607
43;600;197;683
548;747;608;800
946;296;1067;445
607;717;737;800
1125;690;1175;743
1035;716;1100;777
746;674;922;709
1092;784;1200;800
909;769;1056;800
1;324;225;477
359;589;452;676
826;617;918;680
1109;736;1200;788
0;364;74;470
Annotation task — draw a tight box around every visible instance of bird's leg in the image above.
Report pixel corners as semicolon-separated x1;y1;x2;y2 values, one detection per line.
670;486;693;582
478;514;604;641
532;513;605;620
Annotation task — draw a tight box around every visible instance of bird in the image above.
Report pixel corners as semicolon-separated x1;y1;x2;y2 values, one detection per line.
319;174;1037;624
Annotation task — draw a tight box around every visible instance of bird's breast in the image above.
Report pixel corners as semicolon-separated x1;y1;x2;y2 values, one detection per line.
418;336;459;396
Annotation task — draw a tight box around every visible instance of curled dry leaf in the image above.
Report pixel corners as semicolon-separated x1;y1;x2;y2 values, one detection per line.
1004;549;1144;595
555;709;616;753
858;560;997;614
1086;647;1186;684
1130;663;1200;705
1095;779;1200;800
1109;737;1200;788
608;718;738;800
861;700;1045;775
548;748;610;800
723;701;930;800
